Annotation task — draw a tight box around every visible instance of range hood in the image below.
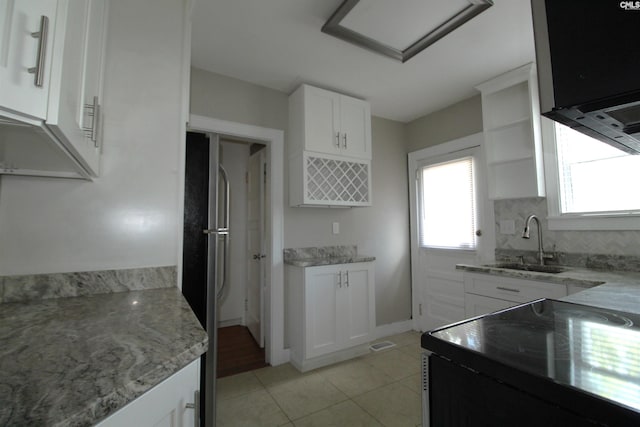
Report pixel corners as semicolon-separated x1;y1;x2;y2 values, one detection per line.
531;0;640;154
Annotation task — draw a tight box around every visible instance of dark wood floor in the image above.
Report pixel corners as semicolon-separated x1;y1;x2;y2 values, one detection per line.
217;325;267;378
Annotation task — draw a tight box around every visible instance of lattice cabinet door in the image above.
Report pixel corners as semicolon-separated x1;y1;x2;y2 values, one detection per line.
289;152;372;207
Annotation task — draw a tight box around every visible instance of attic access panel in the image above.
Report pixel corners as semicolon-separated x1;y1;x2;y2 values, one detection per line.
322;0;493;63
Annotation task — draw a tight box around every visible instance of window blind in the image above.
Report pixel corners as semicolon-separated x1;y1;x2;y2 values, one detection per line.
419;156;476;249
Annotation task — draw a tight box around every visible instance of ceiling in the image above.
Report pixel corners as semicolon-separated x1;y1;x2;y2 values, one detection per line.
191;0;537;123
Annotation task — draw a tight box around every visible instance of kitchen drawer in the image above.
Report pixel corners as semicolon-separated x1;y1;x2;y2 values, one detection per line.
464;272;567;304
465;293;519;318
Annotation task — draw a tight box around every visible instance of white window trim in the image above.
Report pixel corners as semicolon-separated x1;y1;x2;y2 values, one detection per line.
541;117;640;231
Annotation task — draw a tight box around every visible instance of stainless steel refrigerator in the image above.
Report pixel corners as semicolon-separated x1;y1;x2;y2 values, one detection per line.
182;131;229;427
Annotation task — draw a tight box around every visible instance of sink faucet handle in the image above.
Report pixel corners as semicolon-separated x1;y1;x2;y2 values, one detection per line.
516;255;525;264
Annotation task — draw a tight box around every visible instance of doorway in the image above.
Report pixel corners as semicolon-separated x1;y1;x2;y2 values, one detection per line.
182;114;288;366
216;138;268;378
183;133;269;378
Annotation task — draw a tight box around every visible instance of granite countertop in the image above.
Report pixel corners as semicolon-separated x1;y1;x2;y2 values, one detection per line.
283;245;376;267
456;263;640;314
285;255;376;267
0;287;208;427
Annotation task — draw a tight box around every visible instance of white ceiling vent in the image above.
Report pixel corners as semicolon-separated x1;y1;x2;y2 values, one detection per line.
322;0;493;63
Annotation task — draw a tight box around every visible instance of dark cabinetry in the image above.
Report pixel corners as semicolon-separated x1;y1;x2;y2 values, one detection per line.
429;355;595;427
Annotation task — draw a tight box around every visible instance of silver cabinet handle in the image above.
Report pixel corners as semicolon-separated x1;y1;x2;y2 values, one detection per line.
335;132;340;148
337;272;342;288
342;133;347;149
496;286;520;293
83;96;101;147
28;16;49;87
185;390;200;427
345;271;349;287
93;99;101;148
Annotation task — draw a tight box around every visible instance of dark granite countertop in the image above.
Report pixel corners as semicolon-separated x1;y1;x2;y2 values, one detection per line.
456;263;640;315
285;255;376;267
0;287;208;426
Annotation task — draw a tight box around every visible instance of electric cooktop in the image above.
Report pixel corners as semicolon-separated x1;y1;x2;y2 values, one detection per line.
422;299;640;420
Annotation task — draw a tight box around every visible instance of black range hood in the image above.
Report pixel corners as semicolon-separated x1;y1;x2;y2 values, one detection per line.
531;0;640;154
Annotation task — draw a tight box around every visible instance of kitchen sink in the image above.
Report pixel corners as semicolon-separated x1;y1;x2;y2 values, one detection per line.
488;263;568;274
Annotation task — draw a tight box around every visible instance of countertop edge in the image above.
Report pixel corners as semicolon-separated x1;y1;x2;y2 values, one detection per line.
70;341;208;427
284;256;376;267
455;264;607;287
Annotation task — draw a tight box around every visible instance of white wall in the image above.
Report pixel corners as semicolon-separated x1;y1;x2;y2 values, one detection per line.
218;141;250;325
0;0;187;275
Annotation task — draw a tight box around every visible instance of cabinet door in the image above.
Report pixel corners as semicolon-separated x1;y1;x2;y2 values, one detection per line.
0;0;57;119
464;293;518;318
75;0;106;174
305;265;341;358
303;86;341;155
96;358;200;427
339;96;371;159
340;264;374;347
46;0;105;176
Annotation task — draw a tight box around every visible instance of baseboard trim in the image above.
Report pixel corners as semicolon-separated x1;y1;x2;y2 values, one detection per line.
374;319;414;340
218;317;244;328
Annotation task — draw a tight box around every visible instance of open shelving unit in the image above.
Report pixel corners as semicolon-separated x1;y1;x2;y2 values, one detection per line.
476;63;545;200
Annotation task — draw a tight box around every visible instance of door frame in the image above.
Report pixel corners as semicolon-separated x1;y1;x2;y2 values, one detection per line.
407;132;495;332
180;114;287;366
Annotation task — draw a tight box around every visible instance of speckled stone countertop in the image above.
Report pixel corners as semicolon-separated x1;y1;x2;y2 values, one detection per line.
284;245;376;267
456;263;640;314
285;255;377;267
0;287;208;426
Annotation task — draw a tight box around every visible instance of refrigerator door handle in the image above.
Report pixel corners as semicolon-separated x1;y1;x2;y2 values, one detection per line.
216;164;231;300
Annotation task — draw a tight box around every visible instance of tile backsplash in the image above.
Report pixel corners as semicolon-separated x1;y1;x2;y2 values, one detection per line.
494;198;640;257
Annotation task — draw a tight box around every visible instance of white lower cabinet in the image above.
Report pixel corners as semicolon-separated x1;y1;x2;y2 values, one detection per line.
96;358;200;427
287;262;375;371
463;272;568;317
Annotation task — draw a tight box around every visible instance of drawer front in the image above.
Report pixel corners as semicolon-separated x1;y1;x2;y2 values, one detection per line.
464;273;567;303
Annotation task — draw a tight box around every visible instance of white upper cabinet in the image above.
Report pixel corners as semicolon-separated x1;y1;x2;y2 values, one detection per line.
288;84;373;207
289;84;372;160
0;0;57;120
0;0;107;179
46;0;107;176
476;63;545;199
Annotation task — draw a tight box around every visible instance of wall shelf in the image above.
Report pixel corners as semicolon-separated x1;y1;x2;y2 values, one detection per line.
476;63;545;200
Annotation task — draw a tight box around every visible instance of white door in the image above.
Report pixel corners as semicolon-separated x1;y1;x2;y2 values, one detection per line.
0;0;57;119
246;149;265;347
408;133;495;332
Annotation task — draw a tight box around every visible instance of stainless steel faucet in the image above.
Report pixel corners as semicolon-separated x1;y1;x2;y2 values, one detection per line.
522;214;552;265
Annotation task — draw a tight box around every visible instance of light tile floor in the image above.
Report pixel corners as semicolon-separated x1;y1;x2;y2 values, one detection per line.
216;331;423;427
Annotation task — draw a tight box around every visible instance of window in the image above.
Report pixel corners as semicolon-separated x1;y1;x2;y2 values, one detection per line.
418;156;477;249
555;123;640;214
544;119;640;230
